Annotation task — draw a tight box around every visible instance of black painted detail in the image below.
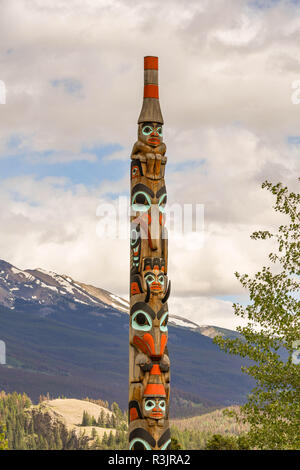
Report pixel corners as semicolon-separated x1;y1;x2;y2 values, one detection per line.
129;428;156;449
131;274;143;295
140;362;153;372
157;303;168;320
131;183;154;199
128;400;143;421
130;302;155;320
156;185;166;199
145;282;150;303
131;159;144;178
158;428;171;448
162;280;171;304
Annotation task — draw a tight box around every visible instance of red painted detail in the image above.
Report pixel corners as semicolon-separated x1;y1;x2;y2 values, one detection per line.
160;334;167;356
150;364;161;375
131;165;140;178
144;56;158;70
150;411;163;418
139;218;155;251
144;84;159;99
131;282;141;295
143;333;155;355
133;336;152;356
130;408;139;422
148;137;160;144
144;384;166;396
150;283;161;291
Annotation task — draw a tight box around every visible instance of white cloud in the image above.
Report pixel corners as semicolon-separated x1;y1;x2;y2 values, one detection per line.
1;0;300;156
0;0;299;330
169;296;247;331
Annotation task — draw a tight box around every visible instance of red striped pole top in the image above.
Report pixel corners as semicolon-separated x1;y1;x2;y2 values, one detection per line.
138;55;163;124
144;56;159;99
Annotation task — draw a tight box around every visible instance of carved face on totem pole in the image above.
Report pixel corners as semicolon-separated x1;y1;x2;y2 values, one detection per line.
131;183;167;218
138;122;163;148
129;301;169;436
130;181;167;278
142;257;165;295
131;183;167;250
130;302;168;361
143;397;166;420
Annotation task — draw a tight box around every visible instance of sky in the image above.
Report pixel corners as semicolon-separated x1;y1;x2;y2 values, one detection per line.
0;0;299;330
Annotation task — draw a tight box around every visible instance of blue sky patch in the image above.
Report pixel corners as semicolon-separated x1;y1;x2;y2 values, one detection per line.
168;159;206;174
50;78;83;95
0;141;129;189
287;135;300;145
249;0;300;9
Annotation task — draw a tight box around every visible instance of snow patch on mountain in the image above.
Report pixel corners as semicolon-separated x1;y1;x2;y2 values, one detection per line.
0;259;239;340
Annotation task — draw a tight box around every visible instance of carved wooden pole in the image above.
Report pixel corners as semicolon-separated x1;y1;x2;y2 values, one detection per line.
129;56;171;450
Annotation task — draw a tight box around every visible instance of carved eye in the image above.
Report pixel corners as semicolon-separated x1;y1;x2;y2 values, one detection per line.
160;312;168;332
156;127;162;137
159;400;166;411
131;165;140;178
142;125;153;136
145;274;155;285
158;275;164;285
130;225;140;246
132;191;151;213
145;400;155;411
132;310;152;331
158;194;167;213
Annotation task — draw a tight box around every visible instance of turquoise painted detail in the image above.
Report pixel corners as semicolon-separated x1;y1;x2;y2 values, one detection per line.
161;439;171;450
160;312;168;332
129;438;152;450
159;400;166;411
158;194;167;213
142;125;153;136
132;191;151;213
132;310;152;331
145;399;156;411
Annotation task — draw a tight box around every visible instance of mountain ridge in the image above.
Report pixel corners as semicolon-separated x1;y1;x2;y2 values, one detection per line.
0;258;239;340
0;258;253;415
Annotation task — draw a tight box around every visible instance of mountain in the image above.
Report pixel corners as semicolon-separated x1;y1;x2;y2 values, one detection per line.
0;259;239;338
0;259;253;416
0;259;128;314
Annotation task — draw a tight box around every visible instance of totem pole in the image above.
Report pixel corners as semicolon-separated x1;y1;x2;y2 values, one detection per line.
129;56;171;450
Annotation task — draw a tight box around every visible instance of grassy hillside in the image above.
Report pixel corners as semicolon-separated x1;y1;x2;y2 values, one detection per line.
1;391;251;450
34;398;116;439
170;406;249;449
0;392;128;449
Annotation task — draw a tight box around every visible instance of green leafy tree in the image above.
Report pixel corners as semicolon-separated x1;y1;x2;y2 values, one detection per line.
205;434;238;450
0;423;8;450
215;180;300;450
170;436;181;450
